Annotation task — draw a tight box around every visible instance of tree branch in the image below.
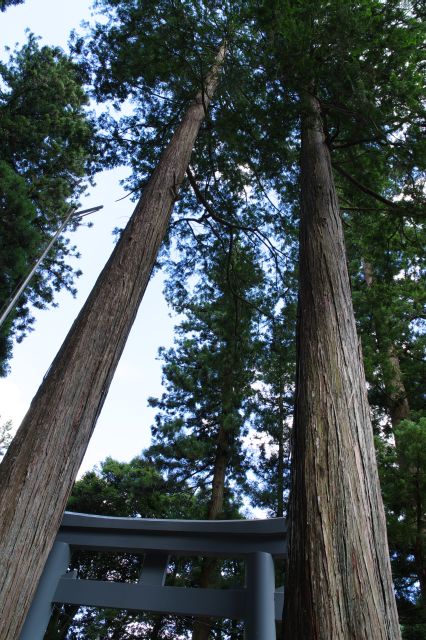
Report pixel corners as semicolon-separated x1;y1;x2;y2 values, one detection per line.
333;163;400;209
186;166;285;278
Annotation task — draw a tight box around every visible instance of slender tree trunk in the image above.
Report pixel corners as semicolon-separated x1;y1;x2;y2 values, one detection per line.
363;261;410;430
277;386;285;519
0;44;226;640
363;264;425;612
414;466;426;604
44;605;79;640
193;293;244;640
283;93;401;639
192;429;229;640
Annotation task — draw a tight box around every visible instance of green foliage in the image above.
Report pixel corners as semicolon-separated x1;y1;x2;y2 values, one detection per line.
0;417;12;460
148;235;264;516
347;207;425;429
0;0;24;10
401;624;426;640
35;0;425;634
46;455;207;639
378;419;426;628
68;455;201;519
0;35;95;374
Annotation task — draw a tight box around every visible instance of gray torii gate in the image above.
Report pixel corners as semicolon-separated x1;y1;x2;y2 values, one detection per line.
21;512;287;639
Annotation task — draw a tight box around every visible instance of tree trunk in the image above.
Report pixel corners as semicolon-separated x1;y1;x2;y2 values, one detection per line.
414;464;426;607
363;263;425;614
193;292;244;640
0;44;226;640
192;429;229;640
282;93;401;639
363;260;410;430
277;386;285;519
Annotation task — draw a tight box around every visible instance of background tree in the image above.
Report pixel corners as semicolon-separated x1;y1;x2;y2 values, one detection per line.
377;419;426;639
0;35;95;374
0;418;12;461
45;455;207;640
0;0;24;11
147;232;263;639
248;298;297;520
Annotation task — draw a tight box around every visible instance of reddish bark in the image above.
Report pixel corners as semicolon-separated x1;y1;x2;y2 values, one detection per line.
282;93;401;639
0;44;226;640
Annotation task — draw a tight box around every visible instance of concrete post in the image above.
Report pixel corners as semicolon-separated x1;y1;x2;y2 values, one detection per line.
20;541;70;640
245;551;276;640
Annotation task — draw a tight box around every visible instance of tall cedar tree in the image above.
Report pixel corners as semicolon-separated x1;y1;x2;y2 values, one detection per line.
0;36;94;374
234;2;424;636
283;88;400;639
0;19;226;640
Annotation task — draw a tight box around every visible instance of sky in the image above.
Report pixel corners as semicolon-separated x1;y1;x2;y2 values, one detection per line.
0;0;176;474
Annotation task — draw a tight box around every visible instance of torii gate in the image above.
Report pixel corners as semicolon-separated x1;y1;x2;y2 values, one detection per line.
21;513;287;640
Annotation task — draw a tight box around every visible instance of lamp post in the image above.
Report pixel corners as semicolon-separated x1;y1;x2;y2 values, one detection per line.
0;205;103;330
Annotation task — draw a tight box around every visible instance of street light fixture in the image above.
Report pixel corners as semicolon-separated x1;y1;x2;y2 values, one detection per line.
0;205;103;330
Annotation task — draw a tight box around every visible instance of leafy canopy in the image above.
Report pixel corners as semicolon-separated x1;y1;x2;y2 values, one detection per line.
0;35;95;374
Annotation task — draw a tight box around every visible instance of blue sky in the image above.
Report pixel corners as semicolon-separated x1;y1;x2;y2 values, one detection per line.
0;0;175;473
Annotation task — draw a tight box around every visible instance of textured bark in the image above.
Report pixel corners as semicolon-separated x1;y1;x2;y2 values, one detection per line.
282;94;401;639
0;44;226;640
363;261;410;431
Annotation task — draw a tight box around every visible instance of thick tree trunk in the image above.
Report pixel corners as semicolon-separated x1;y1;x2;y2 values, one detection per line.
0;44;226;640
282;94;401;639
363;261;410;430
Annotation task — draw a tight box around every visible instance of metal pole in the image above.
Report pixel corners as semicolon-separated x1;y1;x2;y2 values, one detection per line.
20;541;71;640
245;551;276;640
0;205;103;329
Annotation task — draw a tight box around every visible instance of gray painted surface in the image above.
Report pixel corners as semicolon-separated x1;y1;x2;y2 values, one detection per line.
21;513;287;639
246;552;276;639
138;553;169;586
20;542;70;640
53;579;248;619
